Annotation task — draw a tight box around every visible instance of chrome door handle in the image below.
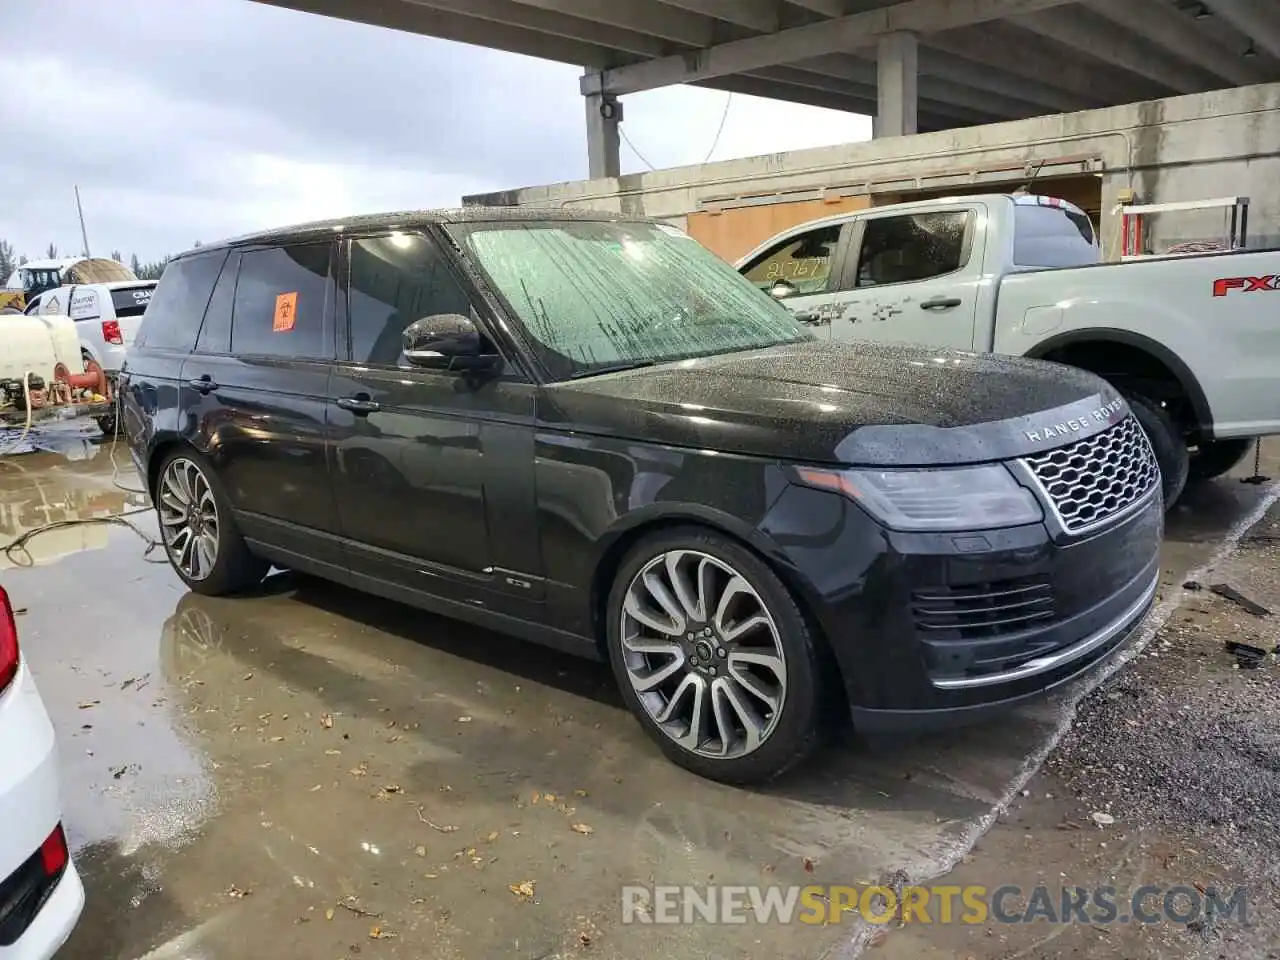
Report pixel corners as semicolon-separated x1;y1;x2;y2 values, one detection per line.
187;376;218;394
337;395;380;415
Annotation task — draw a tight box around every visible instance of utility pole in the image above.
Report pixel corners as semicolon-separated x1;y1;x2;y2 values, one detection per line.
74;185;91;257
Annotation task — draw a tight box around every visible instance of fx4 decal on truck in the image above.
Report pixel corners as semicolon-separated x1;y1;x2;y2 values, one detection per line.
1212;275;1278;296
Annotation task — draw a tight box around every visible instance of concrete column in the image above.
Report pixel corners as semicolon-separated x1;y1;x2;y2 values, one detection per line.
875;31;918;138
583;69;622;180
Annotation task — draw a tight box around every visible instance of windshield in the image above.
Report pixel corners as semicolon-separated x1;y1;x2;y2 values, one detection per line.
449;220;810;380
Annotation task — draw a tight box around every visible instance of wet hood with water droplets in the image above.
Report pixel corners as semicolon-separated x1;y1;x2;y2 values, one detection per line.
539;340;1127;467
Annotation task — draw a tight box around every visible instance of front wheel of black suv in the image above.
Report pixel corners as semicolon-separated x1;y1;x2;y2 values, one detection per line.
604;527;826;785
155;448;269;596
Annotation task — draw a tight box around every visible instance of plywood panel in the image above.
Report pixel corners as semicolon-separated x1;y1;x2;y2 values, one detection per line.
687;196;870;263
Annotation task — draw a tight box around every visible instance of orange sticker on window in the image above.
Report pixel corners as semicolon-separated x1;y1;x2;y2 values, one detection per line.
273;292;298;332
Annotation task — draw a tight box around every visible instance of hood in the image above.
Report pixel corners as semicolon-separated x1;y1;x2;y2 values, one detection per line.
539;340;1127;467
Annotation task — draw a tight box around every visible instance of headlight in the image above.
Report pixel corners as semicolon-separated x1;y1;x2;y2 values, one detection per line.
795;464;1043;532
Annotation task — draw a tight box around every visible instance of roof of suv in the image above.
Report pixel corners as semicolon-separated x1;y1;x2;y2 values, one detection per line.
188;207;661;260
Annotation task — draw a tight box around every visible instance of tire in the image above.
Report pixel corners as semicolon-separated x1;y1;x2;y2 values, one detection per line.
1126;394;1189;510
1188;438;1254;483
96;414;118;437
154;448;268;596
604;526;825;785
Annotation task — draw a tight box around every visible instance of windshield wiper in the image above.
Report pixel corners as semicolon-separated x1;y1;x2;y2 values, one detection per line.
567;360;658;380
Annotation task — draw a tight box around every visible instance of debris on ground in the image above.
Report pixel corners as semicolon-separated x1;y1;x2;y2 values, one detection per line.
509;880;536;900
1209;582;1271;617
1224;639;1270;668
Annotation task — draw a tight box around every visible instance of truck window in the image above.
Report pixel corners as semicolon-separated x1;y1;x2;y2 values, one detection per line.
856;212;970;287
230;243;333;360
1013;205;1098;267
741;225;841;296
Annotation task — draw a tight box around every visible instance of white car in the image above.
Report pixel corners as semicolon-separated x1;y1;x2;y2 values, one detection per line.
24;280;155;374
0;584;84;958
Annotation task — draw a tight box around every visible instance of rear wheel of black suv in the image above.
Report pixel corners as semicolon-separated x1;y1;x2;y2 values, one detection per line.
604;527;825;785
155;448;268;596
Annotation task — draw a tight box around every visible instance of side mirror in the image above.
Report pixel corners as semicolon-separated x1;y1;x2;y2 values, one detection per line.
402;314;498;372
768;279;798;300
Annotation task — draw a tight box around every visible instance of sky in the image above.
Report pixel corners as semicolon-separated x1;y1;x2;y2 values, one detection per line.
0;0;872;265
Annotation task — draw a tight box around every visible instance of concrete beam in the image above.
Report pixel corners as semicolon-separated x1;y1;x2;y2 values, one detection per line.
917;47;1090;112
1086;0;1268;85
505;0;716;46
581;0;1074;96
926;23;1167;106
784;0;847;17
655;0;781;33
876;31;918;137
1012;6;1223;93
403;0;668;57
803;52;1056;118
1205;0;1280;61
253;0;618;66
761;64;1001;122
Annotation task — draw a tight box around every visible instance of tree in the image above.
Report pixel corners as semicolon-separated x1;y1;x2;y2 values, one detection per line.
18;255;27;266
110;249;123;264
129;253;141;276
0;240;15;282
45;242;58;259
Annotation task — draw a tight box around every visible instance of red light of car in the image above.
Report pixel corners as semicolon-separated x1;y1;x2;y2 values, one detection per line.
102;319;124;345
0;584;18;692
39;823;69;877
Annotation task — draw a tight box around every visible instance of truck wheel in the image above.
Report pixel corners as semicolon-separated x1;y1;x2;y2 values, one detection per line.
1188;439;1254;483
605;527;825;785
1126;395;1188;509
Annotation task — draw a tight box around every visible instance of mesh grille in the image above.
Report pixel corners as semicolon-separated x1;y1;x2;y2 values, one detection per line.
1021;415;1159;533
912;576;1055;640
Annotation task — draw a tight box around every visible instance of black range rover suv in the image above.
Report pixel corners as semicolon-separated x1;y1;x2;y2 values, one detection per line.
122;209;1162;784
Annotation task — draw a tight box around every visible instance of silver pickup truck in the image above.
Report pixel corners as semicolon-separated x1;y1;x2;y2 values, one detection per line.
737;193;1280;507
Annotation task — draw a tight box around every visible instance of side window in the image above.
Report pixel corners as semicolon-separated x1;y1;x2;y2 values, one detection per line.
741;225;841;297
195;253;239;355
134;251;227;352
347;233;475;366
231;243;333;360
855;212;971;287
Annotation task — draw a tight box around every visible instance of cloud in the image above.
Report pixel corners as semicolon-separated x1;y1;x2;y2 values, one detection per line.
0;0;870;264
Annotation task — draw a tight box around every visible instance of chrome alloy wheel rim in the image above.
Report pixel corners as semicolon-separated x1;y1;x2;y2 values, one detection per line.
158;458;220;581
620;550;787;759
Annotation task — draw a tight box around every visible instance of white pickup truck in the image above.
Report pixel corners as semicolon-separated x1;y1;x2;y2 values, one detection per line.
736;193;1280;507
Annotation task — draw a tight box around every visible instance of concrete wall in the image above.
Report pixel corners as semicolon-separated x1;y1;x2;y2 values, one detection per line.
466;82;1280;259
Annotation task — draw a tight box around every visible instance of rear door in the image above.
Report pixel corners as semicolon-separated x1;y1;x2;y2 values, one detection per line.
826;206;984;350
179;242;344;574
738;221;854;338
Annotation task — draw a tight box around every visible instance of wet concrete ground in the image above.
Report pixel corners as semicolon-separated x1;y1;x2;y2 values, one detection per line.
1;431;1276;959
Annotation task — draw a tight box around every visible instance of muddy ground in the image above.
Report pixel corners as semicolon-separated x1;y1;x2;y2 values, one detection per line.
1;428;1277;959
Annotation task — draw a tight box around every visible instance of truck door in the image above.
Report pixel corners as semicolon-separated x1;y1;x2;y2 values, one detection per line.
825;207;982;351
738;221;854;339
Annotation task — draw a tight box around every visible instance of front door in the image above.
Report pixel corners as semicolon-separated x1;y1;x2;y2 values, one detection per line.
826;207;983;351
738;221;853;339
180;242;344;571
328;231;541;614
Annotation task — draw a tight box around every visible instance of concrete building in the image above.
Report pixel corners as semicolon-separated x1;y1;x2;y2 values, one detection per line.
256;0;1280;258
467;81;1280;261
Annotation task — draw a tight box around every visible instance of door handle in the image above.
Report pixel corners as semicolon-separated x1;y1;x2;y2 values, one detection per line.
187;375;218;394
920;297;962;310
792;311;829;326
337;395;381;415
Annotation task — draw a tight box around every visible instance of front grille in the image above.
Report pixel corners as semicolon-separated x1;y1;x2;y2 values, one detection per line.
912;575;1055;640
1020;415;1159;534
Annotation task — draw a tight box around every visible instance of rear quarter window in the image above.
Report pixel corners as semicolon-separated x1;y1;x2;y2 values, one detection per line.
135;252;228;352
1013;206;1099;268
110;285;156;319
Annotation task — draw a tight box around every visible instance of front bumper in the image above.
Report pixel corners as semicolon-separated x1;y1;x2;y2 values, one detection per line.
760;483;1163;731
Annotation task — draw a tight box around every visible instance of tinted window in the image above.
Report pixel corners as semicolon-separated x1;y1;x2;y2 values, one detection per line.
741;225;841;296
347;234;474;365
135;251;227;352
196;254;238;354
109;284;155;319
1013;205;1098;267
231;244;333;359
856;212;970;287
